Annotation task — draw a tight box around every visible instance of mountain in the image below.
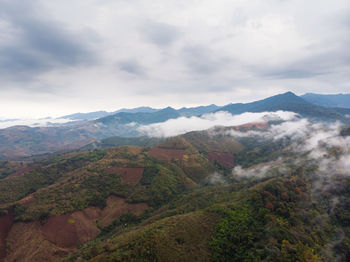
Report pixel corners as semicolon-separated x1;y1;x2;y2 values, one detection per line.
61;107;160;121
97;105;221;125
61;111;112;120
114;106;160;114
61;105;219;122
219;91;350;122
178;104;220;117
1;92;350;160
301;93;350;108
97;107;181;125
1;120;350;261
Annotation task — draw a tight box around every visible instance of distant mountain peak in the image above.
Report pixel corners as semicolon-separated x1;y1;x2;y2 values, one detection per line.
282;91;296;95
162;106;176;111
270;91;299;99
255;91;306;105
217;91;350;123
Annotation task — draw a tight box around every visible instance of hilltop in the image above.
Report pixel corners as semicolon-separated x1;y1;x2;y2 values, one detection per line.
219;92;350;122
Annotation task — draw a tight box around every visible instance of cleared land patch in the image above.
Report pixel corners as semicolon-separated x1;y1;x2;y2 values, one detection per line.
0;212;14;261
5;167;34;180
98;195;149;227
207;152;235;168
148;147;187;161
106;167;144;184
41;195;148;248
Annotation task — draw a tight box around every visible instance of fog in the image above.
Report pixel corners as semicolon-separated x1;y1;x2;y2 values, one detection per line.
0;117;74;129
138;110;298;137
229;115;350;180
137;109;349;182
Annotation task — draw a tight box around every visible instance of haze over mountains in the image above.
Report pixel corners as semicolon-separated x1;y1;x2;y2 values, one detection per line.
60;93;350;122
0;95;350;261
61;107;161;121
1;0;350;260
301;93;350;108
0;92;349;159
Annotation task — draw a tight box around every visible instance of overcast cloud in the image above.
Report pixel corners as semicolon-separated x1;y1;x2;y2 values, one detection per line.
0;0;349;118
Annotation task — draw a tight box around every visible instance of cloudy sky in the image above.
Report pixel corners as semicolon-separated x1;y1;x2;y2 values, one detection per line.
0;0;349;118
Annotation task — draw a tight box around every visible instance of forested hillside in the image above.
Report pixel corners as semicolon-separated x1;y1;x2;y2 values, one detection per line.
0;118;349;261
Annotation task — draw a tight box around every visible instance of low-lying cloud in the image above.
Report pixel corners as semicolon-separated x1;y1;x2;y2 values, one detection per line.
0;117;74;129
229;115;350;180
138;110;298;137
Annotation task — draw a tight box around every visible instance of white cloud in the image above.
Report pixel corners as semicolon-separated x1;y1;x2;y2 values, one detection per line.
228;115;350;179
138;110;297;137
0;0;350;117
0;117;74;129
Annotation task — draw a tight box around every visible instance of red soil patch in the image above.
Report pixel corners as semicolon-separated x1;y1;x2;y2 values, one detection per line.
42;197;149;248
207;152;235;169
6;221;70;262
2;196;149;261
148;147;186;161
98;195;149;228
42;207;101;248
6;166;34;179
0;212;14;261
106;167;144;184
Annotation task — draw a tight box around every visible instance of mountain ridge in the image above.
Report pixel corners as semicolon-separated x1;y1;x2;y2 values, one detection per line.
301;93;350;108
1;91;350;160
219;91;350;122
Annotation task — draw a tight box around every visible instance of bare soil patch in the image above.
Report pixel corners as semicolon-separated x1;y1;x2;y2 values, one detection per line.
207;152;235;169
106;167;144;184
5;167;34;180
149;147;186;161
41;197;148;247
6;221;70;262
42;207;101;248
0;212;14;261
4;196;148;260
98;195;149;227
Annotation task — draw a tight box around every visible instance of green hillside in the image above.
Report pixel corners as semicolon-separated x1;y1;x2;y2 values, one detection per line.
0;124;349;261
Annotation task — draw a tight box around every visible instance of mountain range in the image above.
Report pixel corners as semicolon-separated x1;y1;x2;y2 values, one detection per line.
61;107;160;121
60;93;350;121
220;92;350;122
301;93;350;108
0;92;349;159
0;113;349;261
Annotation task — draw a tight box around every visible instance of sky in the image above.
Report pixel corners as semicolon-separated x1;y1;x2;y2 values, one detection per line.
0;0;349;118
